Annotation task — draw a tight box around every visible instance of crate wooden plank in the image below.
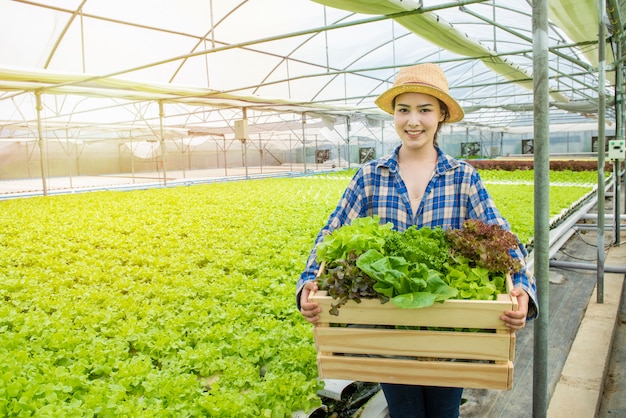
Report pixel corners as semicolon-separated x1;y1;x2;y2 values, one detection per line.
508;330;516;361
310;271;518;389
311;291;515;329
314;327;513;362
317;355;514;390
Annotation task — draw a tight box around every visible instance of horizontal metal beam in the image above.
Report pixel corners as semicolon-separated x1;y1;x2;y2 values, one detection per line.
580;213;626;221
549;259;626;274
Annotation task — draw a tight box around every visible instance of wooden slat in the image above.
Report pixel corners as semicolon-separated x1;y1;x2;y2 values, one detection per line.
317;355;514;390
500;274;519;310
310;271;517;389
509;332;516;361
314;327;513;362
311;291;514;329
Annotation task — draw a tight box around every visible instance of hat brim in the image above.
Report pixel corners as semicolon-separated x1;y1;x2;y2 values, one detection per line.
375;84;464;123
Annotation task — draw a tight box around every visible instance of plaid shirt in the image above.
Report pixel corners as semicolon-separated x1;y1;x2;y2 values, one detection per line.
297;145;538;317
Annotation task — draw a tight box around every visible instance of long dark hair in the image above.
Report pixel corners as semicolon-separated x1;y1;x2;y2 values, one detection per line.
435;100;450;147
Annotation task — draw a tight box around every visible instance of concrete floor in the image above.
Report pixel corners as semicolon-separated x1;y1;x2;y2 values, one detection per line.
598;264;626;418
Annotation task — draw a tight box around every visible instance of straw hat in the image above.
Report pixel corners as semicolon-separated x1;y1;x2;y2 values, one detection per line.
375;63;464;123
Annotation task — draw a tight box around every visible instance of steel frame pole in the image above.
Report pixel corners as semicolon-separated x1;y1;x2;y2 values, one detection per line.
597;0;607;303
532;0;550;415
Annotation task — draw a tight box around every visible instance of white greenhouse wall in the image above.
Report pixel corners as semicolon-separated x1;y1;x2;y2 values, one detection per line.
0;126;616;181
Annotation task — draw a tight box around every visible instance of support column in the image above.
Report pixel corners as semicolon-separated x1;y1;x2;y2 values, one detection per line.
35;92;48;196
597;0;607;302
346;116;351;169
302;113;307;173
159;100;167;187
532;0;550;416
614;39;624;245
242;108;249;179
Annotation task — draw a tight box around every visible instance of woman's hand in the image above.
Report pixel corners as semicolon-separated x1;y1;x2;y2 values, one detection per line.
299;281;321;324
500;287;530;330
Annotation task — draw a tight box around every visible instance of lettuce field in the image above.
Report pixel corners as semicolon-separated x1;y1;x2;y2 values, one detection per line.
0;169;599;417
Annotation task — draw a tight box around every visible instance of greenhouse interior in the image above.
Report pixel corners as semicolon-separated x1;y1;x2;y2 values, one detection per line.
1;0;626;417
0;0;623;194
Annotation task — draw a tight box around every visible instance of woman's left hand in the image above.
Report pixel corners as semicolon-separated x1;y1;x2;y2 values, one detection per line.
500;287;530;330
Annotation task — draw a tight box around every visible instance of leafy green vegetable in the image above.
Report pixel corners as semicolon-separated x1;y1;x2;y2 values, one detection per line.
316;251;385;315
391;275;459;309
444;219;522;274
356;249;457;308
357;250;411;296
0;179;341;417
443;256;505;300
316;217;521;314
315;216;394;263
383;226;449;271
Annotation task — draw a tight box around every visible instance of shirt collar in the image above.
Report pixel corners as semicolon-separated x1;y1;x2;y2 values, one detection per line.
377;145;460;175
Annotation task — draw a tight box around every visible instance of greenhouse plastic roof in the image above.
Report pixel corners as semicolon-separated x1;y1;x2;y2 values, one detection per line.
0;0;624;142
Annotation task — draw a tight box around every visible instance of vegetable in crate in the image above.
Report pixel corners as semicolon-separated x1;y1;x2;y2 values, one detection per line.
356;249;458;309
315;215;394;262
315;217;524;314
315;218;458;314
442;219;523;301
383;225;449;271
315;216;394;315
316;251;386;315
444;219;522;274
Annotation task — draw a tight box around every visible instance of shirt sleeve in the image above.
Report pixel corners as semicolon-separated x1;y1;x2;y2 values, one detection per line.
467;166;539;319
466;167;510;228
510;243;539;319
295;169;367;309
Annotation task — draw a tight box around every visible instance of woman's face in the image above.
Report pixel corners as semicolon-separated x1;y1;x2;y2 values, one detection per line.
393;92;445;151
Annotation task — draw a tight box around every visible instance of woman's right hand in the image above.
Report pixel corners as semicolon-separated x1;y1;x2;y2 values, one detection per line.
299;281;321;324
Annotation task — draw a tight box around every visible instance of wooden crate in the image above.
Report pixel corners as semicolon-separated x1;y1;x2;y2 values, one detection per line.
309;276;518;390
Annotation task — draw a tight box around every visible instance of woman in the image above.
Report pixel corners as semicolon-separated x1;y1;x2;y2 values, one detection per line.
297;63;537;418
